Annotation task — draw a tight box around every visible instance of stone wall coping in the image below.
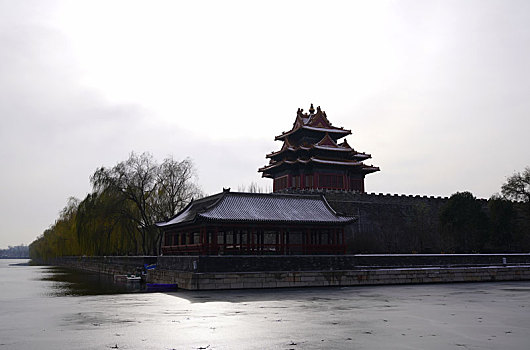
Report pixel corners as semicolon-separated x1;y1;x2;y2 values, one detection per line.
157;264;530;275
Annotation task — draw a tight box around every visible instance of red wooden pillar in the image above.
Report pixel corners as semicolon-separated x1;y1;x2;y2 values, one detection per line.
280;230;285;255
213;227;219;255
342;228;346;254
360;177;365;193
258;230;262;254
284;230;287;255
259;230;265;254
255;229;259;254
199;228;203;254
251;229;255;254
305;229;309;254
200;227;205;255
202;226;206;254
205;227;209;254
246;229;251;253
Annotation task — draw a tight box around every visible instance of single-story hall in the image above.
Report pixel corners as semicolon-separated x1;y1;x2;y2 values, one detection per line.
157;189;356;255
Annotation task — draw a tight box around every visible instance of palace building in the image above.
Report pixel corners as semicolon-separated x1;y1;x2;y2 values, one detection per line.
259;104;379;192
158;104;378;256
158;190;354;255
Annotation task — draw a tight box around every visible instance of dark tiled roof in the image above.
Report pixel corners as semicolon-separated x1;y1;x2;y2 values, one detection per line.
157;191;355;227
157;192;224;227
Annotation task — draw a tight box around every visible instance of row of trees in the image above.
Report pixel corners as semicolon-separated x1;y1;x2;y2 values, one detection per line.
29;152;202;262
350;167;530;254
438;192;529;253
439;167;530;252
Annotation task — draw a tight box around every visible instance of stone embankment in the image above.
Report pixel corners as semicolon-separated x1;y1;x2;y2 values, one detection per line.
149;265;530;290
49;256;157;276
43;254;530;291
148;254;530;290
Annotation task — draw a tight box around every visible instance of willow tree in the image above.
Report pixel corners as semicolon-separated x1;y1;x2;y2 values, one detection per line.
90;152;202;255
29;197;81;262
76;189;139;255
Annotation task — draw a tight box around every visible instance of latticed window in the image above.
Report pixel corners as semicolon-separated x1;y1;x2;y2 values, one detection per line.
274;176;288;190
350;178;363;192
164;233;172;246
293;175;300;188
305;175;313;188
319;174;344;189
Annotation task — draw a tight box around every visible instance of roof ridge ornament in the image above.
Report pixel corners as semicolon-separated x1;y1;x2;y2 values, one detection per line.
309;103;315;115
297;108;304;118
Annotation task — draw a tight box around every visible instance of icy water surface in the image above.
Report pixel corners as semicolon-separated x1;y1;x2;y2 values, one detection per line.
1;259;529;349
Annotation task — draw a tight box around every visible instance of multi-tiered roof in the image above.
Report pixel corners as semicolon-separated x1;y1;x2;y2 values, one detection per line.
259;104;379;192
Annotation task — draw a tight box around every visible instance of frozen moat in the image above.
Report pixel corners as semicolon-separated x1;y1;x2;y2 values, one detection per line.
1;259;529;349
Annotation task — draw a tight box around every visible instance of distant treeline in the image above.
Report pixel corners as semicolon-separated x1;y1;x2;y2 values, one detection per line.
438;192;530;253
0;244;29;258
29;152;202;262
435;167;530;253
348;167;530;254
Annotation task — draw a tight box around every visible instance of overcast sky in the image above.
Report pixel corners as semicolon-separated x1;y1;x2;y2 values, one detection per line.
1;0;529;248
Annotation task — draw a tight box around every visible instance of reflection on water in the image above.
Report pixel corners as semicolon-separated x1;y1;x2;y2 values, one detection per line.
39;266;144;296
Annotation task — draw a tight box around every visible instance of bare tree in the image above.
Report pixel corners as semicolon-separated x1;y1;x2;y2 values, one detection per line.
237;181;270;193
502;166;530;203
154;157;202;221
90;152;202;255
152;157;203;252
91;152;160;255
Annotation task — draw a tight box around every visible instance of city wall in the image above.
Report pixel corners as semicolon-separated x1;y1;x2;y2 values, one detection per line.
280;189;472;253
324;190;453;253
